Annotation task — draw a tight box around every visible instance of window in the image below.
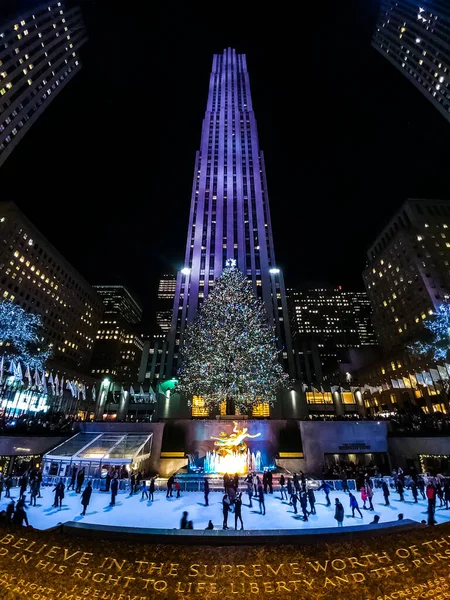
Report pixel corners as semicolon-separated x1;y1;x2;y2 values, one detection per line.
306;392;333;404
342;392;355;405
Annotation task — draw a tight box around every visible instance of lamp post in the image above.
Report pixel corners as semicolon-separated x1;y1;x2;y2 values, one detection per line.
95;377;111;420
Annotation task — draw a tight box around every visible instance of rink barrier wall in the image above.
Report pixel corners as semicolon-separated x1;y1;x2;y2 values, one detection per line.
53;518;420;546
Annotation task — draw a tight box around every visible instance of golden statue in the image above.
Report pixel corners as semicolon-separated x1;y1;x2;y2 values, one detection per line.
211;421;261;456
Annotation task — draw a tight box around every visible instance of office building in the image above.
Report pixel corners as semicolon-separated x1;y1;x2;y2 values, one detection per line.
372;0;450;122
93;285;142;325
0;201;103;372
91;285;143;382
164;48;294;382
155;274;176;334
363;198;450;352
0;1;87;167
288;285;378;383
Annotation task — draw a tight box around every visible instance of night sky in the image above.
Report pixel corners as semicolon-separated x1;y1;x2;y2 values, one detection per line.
2;0;450;329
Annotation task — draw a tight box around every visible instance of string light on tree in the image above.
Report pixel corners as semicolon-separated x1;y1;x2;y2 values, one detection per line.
409;303;450;361
177;262;288;413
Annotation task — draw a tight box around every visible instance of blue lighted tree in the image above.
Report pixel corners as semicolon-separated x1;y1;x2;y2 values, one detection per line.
0;301;50;370
408;303;450;361
177;261;287;413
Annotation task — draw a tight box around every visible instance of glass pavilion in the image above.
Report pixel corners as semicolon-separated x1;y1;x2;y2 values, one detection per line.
42;431;153;479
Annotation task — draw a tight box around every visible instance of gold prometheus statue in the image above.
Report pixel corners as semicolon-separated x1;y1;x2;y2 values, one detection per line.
210;421;261;456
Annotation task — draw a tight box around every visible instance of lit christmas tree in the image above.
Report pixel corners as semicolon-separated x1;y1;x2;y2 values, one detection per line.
408;303;450;361
0;301;50;370
177;260;287;413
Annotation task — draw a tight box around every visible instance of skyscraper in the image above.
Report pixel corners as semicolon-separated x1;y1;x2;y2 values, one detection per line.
163;48;294;379
372;0;450;122
155;274;176;334
0;1;87;167
363;198;450;351
93;285;142;325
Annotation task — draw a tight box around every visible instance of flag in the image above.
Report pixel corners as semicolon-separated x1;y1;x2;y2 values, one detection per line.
48;372;54;385
33;369;41;387
140;385;145;396
25;365;32;383
331;385;339;393
14;362;23;381
130;385;135;397
8;360;15;374
60;377;64;397
302;383;308;392
92;385;96;402
54;374;59;395
312;386;319;393
41;371;47;393
0;356;3;385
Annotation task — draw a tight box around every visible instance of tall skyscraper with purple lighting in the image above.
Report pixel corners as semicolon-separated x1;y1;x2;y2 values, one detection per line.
163;48;294;379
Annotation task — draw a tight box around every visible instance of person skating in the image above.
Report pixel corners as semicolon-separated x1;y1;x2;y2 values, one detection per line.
233;473;239;492
19;474;27;501
0;473;3;501
370;515;380;524
36;470;42;498
149;477;155;501
365;483;374;511
258;481;265;515
341;471;349;493
6;500;14;526
334;498;344;527
222;494;231;529
245;475;253;508
175;479;181;498
180;511;189;529
263;470;268;494
81;481;92;516
166;474;174;498
426;482;436;515
141;479;149;500
105;468;112;493
204;477;210;506
252;472;258;495
13;500;29;527
223;473;229;493
136;471;143;493
410;480;419;503
317;480;331;506
234;492;244;530
75;468;85;494
417;477;426;500
287;478;293;501
299;491;309;521
307;487;316;514
268;471;273;494
130;473;136;496
382;480;390;506
4;475;12;498
291;491;299;514
52;478;65;508
293;473;300;494
30;479;39;507
110;476;118;506
349;492;363;518
205;520;214;530
444;480;450;510
67;465;77;491
397;480;404;502
279;474;287;500
436;483;444;507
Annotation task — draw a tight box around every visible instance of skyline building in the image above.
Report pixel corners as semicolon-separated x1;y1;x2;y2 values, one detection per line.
0;1;87;167
0;201;103;374
155;274;176;335
363;198;450;352
372;0;450;122
91;285;143;382
163;48;294;381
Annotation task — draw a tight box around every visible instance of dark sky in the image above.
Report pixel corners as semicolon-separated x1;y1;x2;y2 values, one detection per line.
2;0;450;329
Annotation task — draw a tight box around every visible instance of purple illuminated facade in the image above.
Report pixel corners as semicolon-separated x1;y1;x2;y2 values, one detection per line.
162;48;294;378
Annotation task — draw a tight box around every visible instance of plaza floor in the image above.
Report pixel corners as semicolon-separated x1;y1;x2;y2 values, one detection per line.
2;485;449;532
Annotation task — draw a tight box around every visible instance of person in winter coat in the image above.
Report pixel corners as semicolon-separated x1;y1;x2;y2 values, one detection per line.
318;481;331;506
110;477;118;506
52;478;65;508
166;475;174;498
13;501;29;527
149;477;155;502
382;480;390;506
205;520;214;530
417;477;426;499
334;498;344;527
299;491;309;521
180;511;189;529
426;483;436;512
293;473;301;493
263;471;269;494
365;483;374;510
244;475;253;508
444;481;450;510
307;488;316;514
252;472;258;495
360;486;367;509
175;480;181;498
30;480;39;507
397;480;405;502
258;482;266;515
349;492;363;518
5;476;12;498
6;500;14;526
267;471;273;494
233;473;239;492
204;478;210;506
129;473;136;496
75;468;85;494
287;478;293;501
222;494;231;529
19;474;27;500
341;471;349;493
141;480;149;500
410;480;419;503
291;491;299;514
67;465;77;491
0;473;3;501
234;492;244;530
279;474;287;500
436;483;444;507
80;481;92;516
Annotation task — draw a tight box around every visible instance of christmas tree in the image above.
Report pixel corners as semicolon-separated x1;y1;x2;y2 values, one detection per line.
177;261;287;412
409;303;450;361
0;300;50;370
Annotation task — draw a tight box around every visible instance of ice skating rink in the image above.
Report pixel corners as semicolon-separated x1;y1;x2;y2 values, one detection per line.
3;485;450;531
